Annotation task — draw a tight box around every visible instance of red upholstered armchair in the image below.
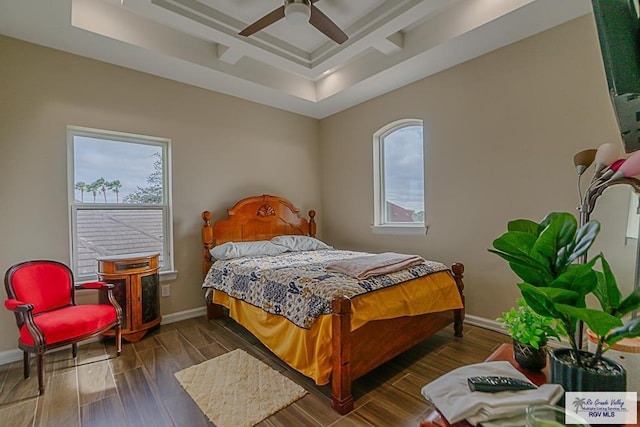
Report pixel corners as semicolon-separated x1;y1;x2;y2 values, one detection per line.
4;260;122;395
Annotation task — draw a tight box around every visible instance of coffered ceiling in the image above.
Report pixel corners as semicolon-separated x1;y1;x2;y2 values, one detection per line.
0;0;592;118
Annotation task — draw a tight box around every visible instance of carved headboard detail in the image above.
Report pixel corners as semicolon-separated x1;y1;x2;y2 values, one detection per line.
257;204;276;217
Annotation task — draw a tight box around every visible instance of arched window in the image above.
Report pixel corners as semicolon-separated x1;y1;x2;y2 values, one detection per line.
373;119;426;234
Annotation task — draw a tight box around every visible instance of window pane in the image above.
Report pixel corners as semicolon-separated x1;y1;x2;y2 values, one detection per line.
74;136;163;204
76;209;164;277
383;125;424;223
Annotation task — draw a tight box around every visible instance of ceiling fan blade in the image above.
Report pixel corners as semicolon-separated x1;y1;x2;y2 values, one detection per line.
309;4;348;44
239;6;285;37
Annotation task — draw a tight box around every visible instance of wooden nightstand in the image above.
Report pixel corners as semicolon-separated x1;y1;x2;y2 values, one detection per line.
97;252;162;342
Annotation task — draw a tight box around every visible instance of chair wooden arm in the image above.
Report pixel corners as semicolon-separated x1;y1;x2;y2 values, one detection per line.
78;283;122;325
4;299;35;312
80;281;114;290
3;299;46;352
4;298;45;351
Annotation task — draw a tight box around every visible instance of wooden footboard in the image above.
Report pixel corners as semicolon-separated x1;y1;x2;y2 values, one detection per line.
330;263;465;414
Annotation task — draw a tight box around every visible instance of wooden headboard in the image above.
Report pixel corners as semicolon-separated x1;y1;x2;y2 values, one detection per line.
201;194;316;276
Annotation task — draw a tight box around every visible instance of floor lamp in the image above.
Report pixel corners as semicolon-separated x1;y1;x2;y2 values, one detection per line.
574;143;640;348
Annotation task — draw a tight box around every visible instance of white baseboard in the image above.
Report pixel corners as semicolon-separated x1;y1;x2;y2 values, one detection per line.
160;306;207;325
464;314;507;335
0;349;23;366
464;314;568;349
0;305;208;366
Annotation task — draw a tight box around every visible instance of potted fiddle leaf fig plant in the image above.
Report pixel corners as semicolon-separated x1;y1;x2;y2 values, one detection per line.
497;297;559;371
490;212;640;392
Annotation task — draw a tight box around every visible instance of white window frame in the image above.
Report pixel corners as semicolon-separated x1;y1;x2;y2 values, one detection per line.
372;119;427;235
67;126;176;282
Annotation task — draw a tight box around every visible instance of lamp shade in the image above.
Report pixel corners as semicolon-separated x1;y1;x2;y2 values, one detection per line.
285;1;311;25
573;149;597;176
594;143;620;175
610;150;640;181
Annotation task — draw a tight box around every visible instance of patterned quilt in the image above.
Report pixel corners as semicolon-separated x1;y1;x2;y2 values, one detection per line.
202;249;449;329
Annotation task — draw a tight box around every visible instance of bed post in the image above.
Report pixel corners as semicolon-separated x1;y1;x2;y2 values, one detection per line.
308;210;316;237
331;296;354;415
202;211;214;276
202;211;223;320
451;262;465;337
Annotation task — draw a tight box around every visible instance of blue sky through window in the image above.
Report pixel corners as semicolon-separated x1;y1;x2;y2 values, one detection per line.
383;125;424;213
73;136;161;203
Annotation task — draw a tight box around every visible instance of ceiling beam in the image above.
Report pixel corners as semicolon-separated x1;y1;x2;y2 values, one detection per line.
372;32;404;55
217;45;244;64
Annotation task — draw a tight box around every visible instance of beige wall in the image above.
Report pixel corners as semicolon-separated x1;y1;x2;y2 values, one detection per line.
318;15;630;321
0;36;321;354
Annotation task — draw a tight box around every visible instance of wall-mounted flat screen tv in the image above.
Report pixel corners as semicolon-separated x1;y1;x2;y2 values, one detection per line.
591;0;640;152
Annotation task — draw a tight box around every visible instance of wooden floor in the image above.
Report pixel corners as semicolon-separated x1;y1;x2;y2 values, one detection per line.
0;316;510;426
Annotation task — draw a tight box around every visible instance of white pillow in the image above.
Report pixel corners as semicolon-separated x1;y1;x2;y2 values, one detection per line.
270;235;333;252
210;240;288;260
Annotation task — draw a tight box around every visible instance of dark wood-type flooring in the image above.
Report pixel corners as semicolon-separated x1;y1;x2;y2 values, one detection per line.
0;316;510;426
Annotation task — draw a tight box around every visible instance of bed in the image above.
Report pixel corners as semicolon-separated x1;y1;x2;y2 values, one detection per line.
201;194;465;414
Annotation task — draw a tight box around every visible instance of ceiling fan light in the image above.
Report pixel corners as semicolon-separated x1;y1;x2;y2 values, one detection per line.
285;2;311;25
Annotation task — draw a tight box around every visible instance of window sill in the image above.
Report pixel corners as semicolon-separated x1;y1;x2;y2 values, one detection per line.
160;270;178;282
371;225;428;235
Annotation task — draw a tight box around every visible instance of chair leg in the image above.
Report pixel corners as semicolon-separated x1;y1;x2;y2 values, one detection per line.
115;324;122;356
23;351;30;379
72;343;78;358
37;353;45;395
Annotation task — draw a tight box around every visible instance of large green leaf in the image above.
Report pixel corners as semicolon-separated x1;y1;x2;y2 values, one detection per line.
555;304;622;338
533;213;577;272
510;262;552;287
556;220;600;273
489;248;548;271
539;213;577;247
488;247;552;285
550;262;597;296
508;219;539;235
519;283;581;319
519;284;559;319
492;232;539;261
535;286;583;305
606;317;640;347
489;234;552;284
591;254;621;313
564;220;600;266
616;287;640;317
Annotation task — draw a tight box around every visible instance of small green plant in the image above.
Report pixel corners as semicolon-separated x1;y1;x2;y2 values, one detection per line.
497;298;559;349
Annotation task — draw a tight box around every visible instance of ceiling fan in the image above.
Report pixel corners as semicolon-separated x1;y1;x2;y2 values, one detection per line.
239;0;349;45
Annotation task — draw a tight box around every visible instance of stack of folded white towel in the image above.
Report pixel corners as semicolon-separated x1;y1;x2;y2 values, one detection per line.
421;361;564;426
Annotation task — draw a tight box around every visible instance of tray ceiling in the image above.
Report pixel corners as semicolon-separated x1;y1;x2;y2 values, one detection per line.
0;0;592;118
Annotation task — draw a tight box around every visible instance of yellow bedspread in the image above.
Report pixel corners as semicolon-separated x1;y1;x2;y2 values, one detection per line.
212;270;463;385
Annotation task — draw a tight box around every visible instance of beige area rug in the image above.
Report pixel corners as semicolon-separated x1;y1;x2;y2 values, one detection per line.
174;349;307;427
